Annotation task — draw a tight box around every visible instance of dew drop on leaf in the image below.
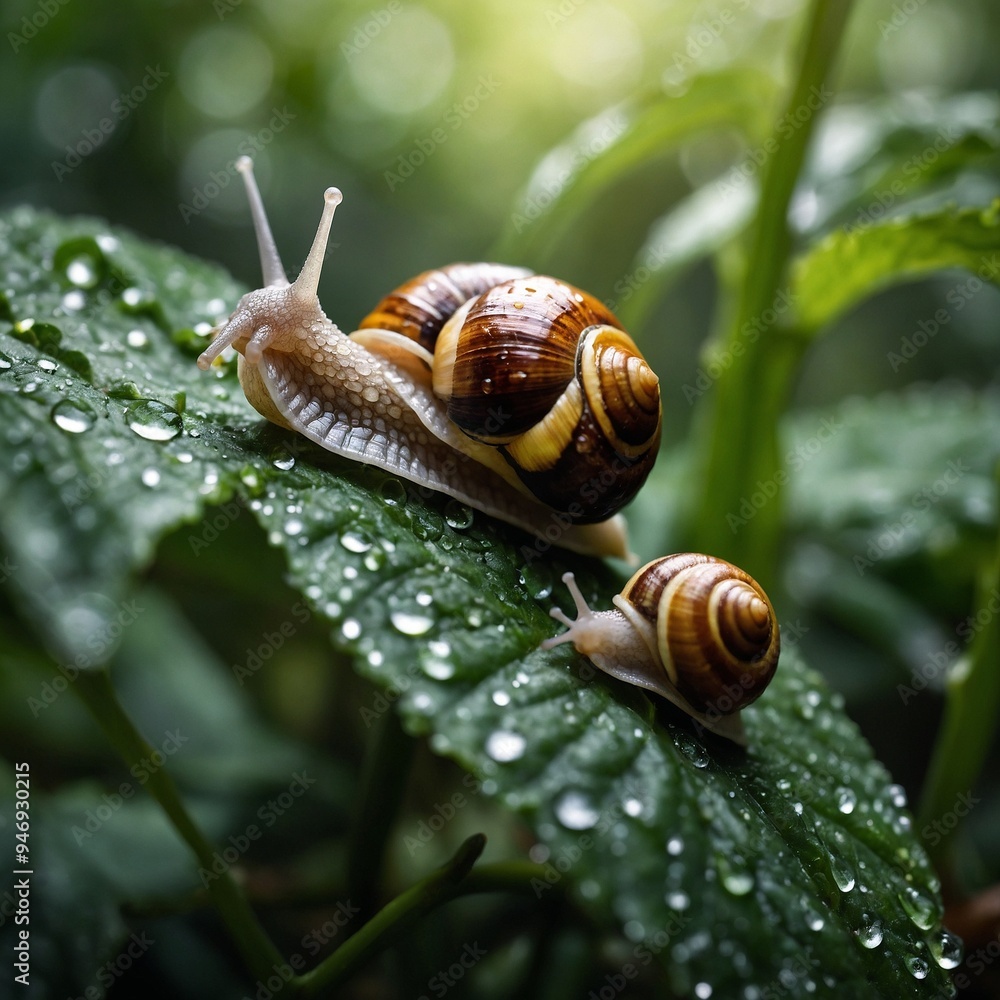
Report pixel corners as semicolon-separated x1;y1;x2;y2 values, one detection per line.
391;610;434;636
51;398;96;434
125;399;182;442
858;917;884;949
126;329;149;349
555;790;600;830
485;730;526;762
898;885;935;929
837;787;857;814
270;449;296;471
930;929;963;969
905;956;929;980
830;857;855;893
443;499;474;530
339;530;373;553
491;690;511;707
140;468;161;488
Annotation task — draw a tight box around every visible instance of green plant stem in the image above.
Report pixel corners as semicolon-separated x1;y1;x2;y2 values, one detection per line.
297;836;545;997
688;0;854;586
74;669;286;984
347;709;416;917
918;466;1000;862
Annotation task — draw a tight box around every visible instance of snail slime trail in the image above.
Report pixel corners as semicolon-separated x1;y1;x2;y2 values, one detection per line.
197;157;662;560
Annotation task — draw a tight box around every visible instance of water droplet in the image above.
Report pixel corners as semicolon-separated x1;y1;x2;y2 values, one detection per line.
421;656;454;680
667;891;689;910
51;398;96;434
898;886;935;929
37;358;57;372
271;449;296;471
666;836;684;856
837;787;857;814
379;477;406;505
485;730;526;762
624;797;643;817
340;530;372;553
140;467;161;488
391;611;434;636
830;857;855;893
0;351;12;369
341;618;362;641
905;956;929;980
718;857;755;896
931;929;963;969
126;329;149;349
673;731;709;768
491;690;510;707
443;499;474;530
284;518;304;536
888;783;908;808
858;918;883;949
65;256;99;288
555;790;600;830
694;983;713;998
126;399;182;442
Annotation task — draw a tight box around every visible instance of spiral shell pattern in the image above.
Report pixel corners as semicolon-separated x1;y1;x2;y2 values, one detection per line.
623;553;779;714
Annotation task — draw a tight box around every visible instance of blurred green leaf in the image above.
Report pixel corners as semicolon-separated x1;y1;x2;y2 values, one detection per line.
0;206;962;997
791;201;1000;334
495;69;777;266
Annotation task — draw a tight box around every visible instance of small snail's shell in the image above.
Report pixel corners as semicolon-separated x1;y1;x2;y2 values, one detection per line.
542;554;780;745
620;554;778;713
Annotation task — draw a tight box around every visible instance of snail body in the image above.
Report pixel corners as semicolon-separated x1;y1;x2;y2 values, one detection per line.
542;554;780;745
197;158;661;560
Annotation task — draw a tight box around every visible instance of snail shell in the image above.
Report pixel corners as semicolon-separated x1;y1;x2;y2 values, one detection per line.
196;157;661;558
541;553;780;745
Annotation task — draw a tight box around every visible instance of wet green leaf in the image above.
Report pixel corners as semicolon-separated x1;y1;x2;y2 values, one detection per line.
0;206;959;997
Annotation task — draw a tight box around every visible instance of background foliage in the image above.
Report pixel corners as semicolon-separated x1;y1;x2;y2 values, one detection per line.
1;0;999;997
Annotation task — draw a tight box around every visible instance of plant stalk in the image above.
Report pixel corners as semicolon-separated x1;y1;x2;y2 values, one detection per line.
688;0;855;586
74;668;286;985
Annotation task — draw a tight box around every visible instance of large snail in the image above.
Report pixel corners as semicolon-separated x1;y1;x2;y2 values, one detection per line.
542;553;780;745
197;157;661;559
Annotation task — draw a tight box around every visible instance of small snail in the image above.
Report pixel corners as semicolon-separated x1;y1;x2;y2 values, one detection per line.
197;157;661;560
541;553;780;745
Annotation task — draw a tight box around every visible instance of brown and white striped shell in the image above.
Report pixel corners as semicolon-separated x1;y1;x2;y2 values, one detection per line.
542;553;780;745
197;157;661;558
